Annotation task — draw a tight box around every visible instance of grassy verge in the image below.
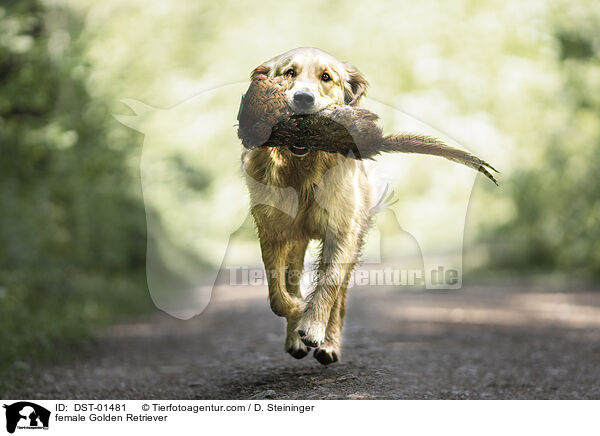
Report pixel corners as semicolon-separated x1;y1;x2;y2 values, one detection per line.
0;269;153;394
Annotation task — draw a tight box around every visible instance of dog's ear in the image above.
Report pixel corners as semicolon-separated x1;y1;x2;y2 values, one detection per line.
251;61;273;79
343;63;368;106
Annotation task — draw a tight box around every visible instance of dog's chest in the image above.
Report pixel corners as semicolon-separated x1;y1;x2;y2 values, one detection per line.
244;149;368;240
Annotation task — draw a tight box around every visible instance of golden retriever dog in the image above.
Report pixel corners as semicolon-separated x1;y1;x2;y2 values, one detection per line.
242;47;375;365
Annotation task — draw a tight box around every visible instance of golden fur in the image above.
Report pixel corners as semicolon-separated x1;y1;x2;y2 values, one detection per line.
242;47;373;364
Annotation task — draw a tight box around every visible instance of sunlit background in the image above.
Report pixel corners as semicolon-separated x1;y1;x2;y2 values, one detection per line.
1;0;599;369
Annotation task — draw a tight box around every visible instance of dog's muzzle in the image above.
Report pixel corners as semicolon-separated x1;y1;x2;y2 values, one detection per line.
292;90;316;114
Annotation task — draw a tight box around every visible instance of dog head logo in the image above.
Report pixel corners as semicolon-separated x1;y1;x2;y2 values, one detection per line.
3;402;50;434
115;82;492;318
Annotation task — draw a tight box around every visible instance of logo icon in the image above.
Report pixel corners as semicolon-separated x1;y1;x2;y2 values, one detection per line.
3;402;50;434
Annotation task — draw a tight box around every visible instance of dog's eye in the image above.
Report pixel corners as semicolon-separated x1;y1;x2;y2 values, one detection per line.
321;72;331;82
284;68;296;77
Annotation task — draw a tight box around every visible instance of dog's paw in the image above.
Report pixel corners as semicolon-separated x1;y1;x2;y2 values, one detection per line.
285;331;311;359
313;344;340;365
296;319;326;348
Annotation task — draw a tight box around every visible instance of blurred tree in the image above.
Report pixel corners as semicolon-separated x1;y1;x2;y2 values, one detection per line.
0;0;149;369
482;10;600;278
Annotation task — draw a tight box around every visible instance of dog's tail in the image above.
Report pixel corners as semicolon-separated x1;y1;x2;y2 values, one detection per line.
380;134;499;186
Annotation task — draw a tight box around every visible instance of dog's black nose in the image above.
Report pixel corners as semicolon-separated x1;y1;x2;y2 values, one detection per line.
293;90;315;107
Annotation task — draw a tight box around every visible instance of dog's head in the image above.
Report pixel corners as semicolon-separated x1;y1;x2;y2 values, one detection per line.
251;47;368;114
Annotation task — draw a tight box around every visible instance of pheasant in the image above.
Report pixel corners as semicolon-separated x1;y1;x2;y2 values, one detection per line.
237;74;498;185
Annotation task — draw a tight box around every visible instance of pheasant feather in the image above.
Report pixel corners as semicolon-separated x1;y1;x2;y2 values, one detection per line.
238;75;498;185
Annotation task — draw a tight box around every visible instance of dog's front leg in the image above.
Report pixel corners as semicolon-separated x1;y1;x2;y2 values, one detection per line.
259;237;305;319
260;237;311;358
297;226;360;349
284;239;312;359
313;272;352;365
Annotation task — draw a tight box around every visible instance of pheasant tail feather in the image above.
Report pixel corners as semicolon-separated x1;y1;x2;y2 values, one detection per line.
382;134;499;185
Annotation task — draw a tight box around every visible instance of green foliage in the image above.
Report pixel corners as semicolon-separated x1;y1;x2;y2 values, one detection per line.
0;0;150;371
481;9;600;278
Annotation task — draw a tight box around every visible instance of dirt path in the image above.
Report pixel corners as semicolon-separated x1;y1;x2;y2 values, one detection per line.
5;283;600;399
